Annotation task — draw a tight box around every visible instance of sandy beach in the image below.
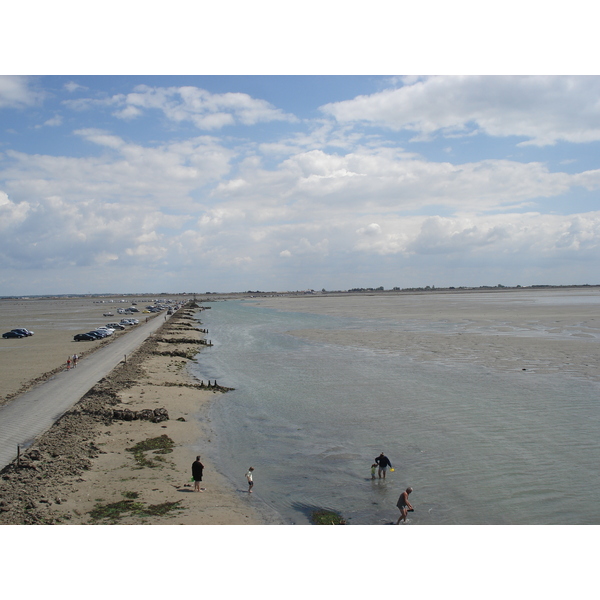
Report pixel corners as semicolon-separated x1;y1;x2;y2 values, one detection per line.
0;297;280;524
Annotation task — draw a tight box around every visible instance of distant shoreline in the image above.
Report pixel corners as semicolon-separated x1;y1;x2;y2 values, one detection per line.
2;283;599;302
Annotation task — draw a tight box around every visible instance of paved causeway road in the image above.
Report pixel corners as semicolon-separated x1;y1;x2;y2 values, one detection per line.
0;314;170;471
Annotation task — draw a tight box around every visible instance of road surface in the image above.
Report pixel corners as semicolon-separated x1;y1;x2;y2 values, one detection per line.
0;314;171;471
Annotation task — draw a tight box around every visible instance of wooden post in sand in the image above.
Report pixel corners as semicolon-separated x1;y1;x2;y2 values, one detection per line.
17;445;20;467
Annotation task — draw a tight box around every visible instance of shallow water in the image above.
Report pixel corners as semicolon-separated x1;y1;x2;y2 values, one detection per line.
190;298;600;525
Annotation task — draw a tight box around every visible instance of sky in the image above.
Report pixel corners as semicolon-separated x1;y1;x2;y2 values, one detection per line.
2;73;600;295
1;1;599;296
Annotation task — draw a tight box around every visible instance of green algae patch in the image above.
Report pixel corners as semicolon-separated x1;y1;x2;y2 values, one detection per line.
88;497;182;523
89;499;145;522
143;501;183;516
311;509;346;525
126;435;174;468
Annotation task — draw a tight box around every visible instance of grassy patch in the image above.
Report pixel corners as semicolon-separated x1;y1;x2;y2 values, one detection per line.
126;435;174;468
311;509;346;525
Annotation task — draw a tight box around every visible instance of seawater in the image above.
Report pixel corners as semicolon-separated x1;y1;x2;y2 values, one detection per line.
189;299;600;525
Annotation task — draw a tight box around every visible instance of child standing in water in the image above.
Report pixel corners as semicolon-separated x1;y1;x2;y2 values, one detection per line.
371;463;378;479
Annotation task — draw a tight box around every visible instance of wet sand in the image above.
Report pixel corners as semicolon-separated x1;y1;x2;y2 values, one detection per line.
254;289;600;383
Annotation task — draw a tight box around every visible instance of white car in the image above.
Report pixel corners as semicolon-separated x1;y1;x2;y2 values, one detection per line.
93;327;114;336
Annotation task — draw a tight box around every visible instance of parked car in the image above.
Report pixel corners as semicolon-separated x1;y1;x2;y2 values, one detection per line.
12;328;34;336
74;333;97;341
96;327;115;335
3;330;25;338
85;331;105;339
120;319;138;325
106;323;125;330
90;329;110;338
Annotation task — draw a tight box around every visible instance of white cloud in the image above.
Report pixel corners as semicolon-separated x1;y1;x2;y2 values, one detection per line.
0;76;43;109
2;132;235;209
64;84;298;130
352;212;600;259
357;223;382;236
34;115;64;129
64;81;87;93
113;105;142;120
320;76;600;146
211;146;578;216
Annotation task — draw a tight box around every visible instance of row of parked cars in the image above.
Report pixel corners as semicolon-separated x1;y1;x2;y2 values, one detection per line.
2;328;35;339
73;319;140;342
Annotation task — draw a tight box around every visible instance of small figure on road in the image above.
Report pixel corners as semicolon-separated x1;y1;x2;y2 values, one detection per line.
66;357;71;370
72;354;78;368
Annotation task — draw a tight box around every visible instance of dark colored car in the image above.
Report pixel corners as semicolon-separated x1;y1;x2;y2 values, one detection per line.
12;328;34;336
74;333;97;341
85;331;105;339
3;330;25;338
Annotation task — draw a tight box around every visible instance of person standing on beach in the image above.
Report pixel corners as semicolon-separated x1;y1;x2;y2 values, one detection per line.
66;356;71;370
245;467;254;493
72;354;78;368
396;487;414;524
192;456;204;492
375;452;392;479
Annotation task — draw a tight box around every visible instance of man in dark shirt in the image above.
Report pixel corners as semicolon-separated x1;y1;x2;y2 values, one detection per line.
192;456;204;492
375;452;392;479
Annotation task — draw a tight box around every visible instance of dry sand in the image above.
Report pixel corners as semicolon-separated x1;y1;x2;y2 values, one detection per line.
0;298;281;525
0;295;165;405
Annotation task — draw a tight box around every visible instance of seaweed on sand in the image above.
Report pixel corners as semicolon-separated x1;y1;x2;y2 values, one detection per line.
290;501;347;525
126;434;174;468
311;509;346;525
88;496;183;522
